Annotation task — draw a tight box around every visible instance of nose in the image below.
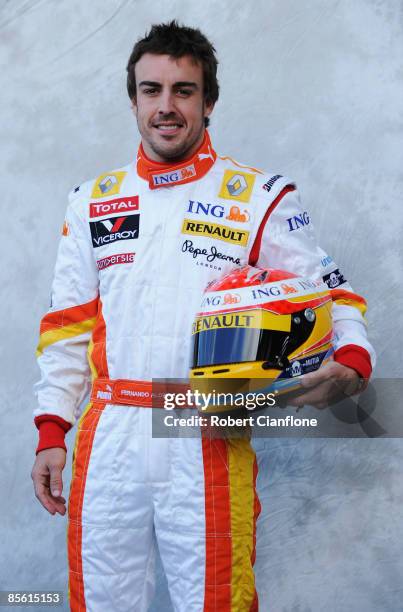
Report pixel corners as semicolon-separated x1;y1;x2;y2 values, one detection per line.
157;89;176;116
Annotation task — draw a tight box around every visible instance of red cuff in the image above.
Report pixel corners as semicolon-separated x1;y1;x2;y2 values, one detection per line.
334;344;372;380
34;415;72;454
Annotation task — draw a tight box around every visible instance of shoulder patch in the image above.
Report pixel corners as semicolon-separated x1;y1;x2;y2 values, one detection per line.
218;169;256;203
91;171;127;199
262;174;283;193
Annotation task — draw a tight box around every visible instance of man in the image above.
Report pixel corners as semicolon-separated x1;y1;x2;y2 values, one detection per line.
31;21;375;612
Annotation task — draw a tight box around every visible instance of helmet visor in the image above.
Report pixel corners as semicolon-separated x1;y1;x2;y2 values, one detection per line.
191;308;316;369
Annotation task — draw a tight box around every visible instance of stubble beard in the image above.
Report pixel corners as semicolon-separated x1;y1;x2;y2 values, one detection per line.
139;119;205;163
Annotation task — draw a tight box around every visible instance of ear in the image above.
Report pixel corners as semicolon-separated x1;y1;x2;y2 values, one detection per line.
204;99;215;119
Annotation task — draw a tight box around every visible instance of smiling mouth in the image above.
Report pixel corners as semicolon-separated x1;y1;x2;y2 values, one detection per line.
153;123;184;134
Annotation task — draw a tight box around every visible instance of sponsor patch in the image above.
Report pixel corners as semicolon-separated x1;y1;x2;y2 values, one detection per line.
181;219;249;246
218;170;256;203
286;211;310;232
186;200;251;224
262;174;283;193
225;205;250;223
321;255;333;268
187;200;225;218
280;351;329;379
198;277;327;313
181;239;242;269
90;196;139;218
90;215;139;248
193;312;255;334
323;268;346;289
91;171;127;199
152;164;196;187
193;309;290;333
97;252;135;270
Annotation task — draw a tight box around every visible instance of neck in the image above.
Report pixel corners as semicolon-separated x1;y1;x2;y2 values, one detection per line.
141;130;206;165
137;130;216;189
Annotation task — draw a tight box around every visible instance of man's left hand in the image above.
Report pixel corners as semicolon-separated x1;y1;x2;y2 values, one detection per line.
288;361;364;409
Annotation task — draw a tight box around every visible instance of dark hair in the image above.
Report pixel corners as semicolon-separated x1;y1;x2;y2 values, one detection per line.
126;20;219;127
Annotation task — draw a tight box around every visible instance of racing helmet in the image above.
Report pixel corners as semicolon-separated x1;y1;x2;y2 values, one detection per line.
190;265;333;409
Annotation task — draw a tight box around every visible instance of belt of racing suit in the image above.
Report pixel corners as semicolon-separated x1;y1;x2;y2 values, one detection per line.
91;378;190;408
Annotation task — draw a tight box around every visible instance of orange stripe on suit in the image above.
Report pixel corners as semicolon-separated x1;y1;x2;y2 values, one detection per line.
40;297;99;334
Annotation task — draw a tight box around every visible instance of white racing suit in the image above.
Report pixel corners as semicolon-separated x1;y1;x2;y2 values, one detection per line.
34;131;375;612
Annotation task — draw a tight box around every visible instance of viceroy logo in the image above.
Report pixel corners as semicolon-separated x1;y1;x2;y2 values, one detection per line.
90;196;139;218
90;215;139;248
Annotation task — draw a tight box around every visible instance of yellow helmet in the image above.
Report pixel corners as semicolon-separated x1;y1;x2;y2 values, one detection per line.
190;265;333;413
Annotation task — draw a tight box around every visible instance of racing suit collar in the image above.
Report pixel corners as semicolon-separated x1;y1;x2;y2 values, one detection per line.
136;130;217;189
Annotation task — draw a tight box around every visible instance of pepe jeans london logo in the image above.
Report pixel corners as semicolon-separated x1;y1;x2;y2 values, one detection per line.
181;240;241;267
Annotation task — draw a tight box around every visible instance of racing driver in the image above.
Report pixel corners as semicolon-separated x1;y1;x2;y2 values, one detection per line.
31;21;375;612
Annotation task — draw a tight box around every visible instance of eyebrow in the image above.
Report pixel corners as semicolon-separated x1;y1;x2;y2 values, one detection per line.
138;80;199;89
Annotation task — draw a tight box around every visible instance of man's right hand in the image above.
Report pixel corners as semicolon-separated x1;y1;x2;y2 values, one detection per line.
31;448;67;516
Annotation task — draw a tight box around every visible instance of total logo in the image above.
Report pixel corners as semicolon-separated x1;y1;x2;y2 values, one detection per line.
90;196;139;218
90;215;139;248
152;164;196;187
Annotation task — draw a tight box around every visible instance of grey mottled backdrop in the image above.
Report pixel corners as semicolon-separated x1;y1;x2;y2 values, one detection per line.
1;0;402;610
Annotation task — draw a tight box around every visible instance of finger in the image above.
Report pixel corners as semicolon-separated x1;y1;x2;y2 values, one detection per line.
33;472;66;515
34;482;58;515
299;370;329;389
49;466;63;498
288;383;334;408
299;362;342;389
50;496;67;516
